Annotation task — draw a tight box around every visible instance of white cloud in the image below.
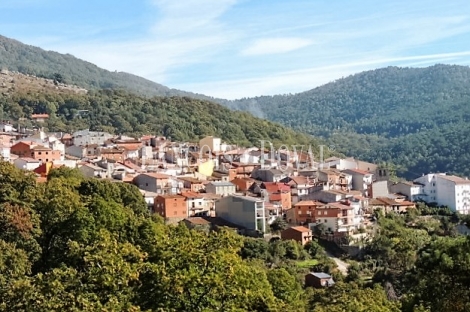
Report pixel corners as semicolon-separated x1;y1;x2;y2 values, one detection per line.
241;38;313;56
40;0;239;83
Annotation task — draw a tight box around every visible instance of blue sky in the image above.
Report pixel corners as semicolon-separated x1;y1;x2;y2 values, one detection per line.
2;0;470;99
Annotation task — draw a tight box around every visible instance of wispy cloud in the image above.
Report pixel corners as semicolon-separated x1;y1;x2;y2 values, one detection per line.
178;51;470;99
3;0;470;99
39;0;239;82
241;38;313;56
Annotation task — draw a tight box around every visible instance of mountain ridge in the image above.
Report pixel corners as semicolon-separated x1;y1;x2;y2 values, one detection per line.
0;34;218;101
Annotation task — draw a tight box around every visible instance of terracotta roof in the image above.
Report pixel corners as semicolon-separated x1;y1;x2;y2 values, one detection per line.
157;194;185;199
181;191;203;199
142;172;171;179
178;176;203;183
375;197;416;206
269;193;283;202
289;176;309;185
287;226;311;233
326;202;354;210
343;168;372;175
294;200;321;206
31;145;52;151
262;182;291;193
31;114;49;118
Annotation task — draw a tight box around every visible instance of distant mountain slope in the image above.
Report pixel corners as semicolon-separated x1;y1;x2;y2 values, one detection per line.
224;65;470;178
1;86;328;153
0;35;216;100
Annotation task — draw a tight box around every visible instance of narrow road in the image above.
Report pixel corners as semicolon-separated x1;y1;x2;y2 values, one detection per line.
326;251;349;275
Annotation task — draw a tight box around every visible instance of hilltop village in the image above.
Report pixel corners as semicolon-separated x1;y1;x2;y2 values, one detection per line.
1;118;469;247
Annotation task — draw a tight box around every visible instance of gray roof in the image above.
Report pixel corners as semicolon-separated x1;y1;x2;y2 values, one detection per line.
209;181;235;187
309;272;332;279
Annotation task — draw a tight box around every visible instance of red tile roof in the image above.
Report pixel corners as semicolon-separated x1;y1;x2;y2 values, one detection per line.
343;168;372;175
287;226;311;233
263;182;291;193
294;200;321;206
143;172;171;179
31;114;49;119
181;191;203;199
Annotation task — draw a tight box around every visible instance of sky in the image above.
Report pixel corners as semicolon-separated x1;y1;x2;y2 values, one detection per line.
2;0;470;99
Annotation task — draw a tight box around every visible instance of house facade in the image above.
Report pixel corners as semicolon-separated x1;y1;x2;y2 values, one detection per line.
390;181;423;201
280;226;313;245
215;195;266;233
154;195;187;224
414;173;470;214
205;181;236;196
292;200;323;224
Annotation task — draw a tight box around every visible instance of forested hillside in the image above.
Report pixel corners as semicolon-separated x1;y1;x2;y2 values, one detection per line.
0;35;216;100
224;65;470;178
0;88;326;151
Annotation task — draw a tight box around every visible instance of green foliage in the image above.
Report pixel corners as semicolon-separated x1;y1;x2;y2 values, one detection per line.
2;89;328;152
403;236;470;312
270;217;288;234
308;282;402;312
225;65;470;179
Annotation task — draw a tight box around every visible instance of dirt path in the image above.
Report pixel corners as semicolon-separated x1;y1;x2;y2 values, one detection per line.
326;251;349;275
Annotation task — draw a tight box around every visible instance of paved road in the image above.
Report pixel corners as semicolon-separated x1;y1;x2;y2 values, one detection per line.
326;252;349;275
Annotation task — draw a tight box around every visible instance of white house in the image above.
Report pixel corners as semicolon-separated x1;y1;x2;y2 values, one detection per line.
0;144;11;161
14;157;41;171
342;169;374;197
390;181;423;201
0;122;16;133
124;148;139;159
47;140;65;161
79;163;107;178
139;190;159;213
414;173;470;214
72;129;114;147
199;136;221;153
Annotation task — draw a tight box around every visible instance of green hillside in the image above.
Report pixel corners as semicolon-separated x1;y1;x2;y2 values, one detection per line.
224;65;470;178
0;35;215;101
1;88;327;152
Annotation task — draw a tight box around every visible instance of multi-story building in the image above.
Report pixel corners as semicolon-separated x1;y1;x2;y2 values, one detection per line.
215;195;266;233
154;195;187;224
291;200;323;225
390;181;423;201
312;203;358;234
414;173;470;214
342;169;374;197
199;136;222;153
72;130;114;147
205;181;236;196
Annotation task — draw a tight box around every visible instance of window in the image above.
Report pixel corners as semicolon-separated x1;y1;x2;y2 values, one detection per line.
324;219;327;223
38;152;42;155
145;183;148;187
317;211;321;215
46;152;49;155
173;203;177;207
